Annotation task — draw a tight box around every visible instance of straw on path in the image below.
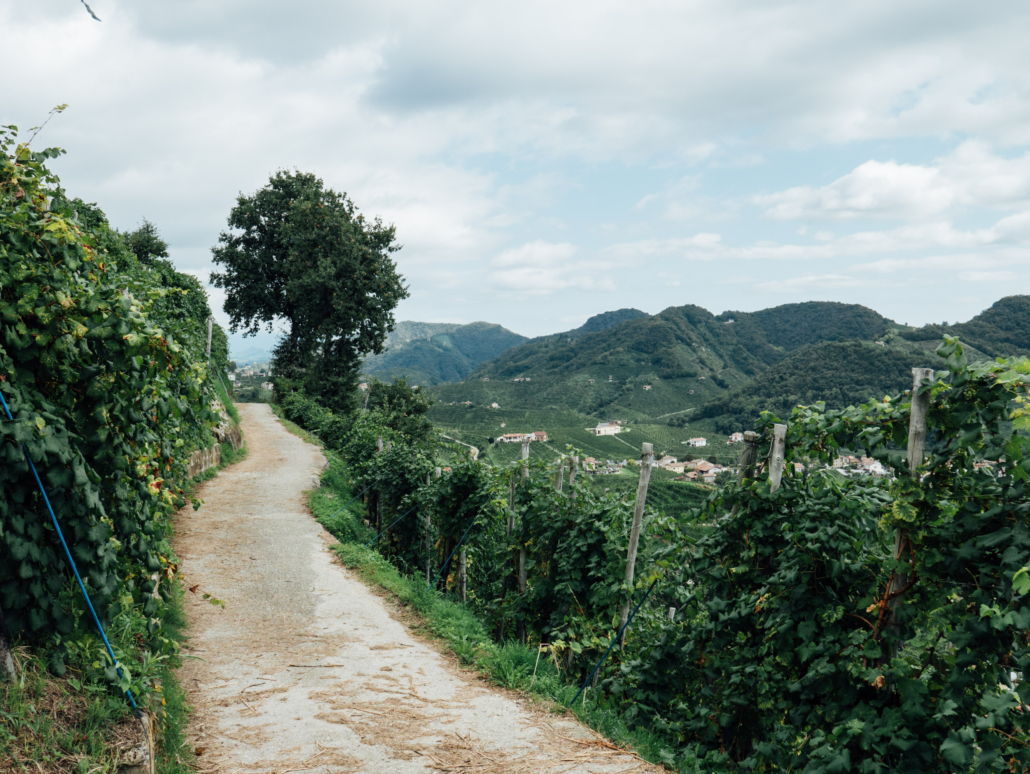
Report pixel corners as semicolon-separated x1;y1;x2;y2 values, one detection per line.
175;403;663;774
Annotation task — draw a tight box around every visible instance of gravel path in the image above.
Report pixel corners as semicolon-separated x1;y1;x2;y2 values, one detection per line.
174;403;662;774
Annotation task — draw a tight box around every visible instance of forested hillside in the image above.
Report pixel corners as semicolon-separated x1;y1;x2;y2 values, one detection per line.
361;320;527;385
432;300;894;420
899;295;1030;358
695;341;938;432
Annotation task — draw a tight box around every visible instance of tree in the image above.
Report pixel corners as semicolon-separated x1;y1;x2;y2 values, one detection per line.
122;218;169;266
211;171;408;412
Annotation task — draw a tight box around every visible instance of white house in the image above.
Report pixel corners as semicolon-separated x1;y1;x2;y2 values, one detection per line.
656;455;678;468
588;422;622;436
687;437;707;447
728;432;744;443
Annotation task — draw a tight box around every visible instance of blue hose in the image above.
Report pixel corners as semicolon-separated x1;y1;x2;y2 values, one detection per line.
429;512;479;590
0;387;138;711
364;503;419;547
566;576;660;709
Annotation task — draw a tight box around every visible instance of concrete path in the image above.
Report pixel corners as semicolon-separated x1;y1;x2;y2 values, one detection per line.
174;403;661;774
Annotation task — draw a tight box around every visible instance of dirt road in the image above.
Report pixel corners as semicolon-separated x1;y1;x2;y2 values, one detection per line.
175;403;661;774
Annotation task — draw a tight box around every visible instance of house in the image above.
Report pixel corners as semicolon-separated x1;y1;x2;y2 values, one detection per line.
532;431;548;442
261;382;273;390
687;437;707;447
694;461;717;474
499;433;529;443
588;379;595;384
228;373;236;381
643;385;652;391
583;457;598;470
483;377;490;381
656;455;678;468
728;432;744;443
358;382;369;391
666;461;691;474
490;402;500;409
587;422;622;436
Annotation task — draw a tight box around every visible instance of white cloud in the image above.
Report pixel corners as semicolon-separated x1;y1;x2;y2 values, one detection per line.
757;141;1030;221
490;241;615;295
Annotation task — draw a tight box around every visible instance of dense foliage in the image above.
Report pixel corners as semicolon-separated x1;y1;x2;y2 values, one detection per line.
696;340;938;433
211;170;408;412
287;332;1030;773
0;126;225;683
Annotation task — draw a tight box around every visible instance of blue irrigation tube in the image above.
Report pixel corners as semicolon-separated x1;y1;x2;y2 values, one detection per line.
566;577;660;710
364;503;419;547
429;512;479;590
323;483;373;523
0;387;138;712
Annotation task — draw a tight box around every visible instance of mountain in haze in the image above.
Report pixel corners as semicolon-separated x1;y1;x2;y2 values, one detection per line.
430;301;894;418
361;321;528;385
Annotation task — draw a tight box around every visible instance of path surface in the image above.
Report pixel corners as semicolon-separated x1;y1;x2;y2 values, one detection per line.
175;403;662;774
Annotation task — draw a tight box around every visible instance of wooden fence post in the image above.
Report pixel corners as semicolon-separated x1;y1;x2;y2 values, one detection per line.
377;436;384;454
618;442;653;645
668;606;676;622
459;552;467;606
517;441;531;643
885;367;934;662
768;423;787;493
738;431;759;483
0;601;15;681
424;471;433;583
554;458;564;492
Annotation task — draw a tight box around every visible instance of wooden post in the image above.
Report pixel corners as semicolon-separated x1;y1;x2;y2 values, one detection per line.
668;606;676;622
521;441;530;482
517;442;530;643
768;423;787;493
424;471;433;583
387;440;393;452
458;549;468;602
554;459;564;492
0;601;15;681
885;368;934;663
377;436;384;454
205;315;213;360
618;443;653;644
569;456;578;486
738;431;760;483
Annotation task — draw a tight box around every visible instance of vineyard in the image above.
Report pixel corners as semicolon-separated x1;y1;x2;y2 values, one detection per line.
281;339;1030;773
0;124;237;770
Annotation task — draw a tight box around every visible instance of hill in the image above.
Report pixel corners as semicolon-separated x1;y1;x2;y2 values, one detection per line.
362;320;527;385
570;308;650;336
899;295;1030;358
431;300;893;419
694;341;939;433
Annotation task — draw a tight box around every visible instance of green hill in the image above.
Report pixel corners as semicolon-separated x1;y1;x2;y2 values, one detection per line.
899;295;1030;359
571;308;650;336
694;341;939;433
362;320;527;385
431;300;893;418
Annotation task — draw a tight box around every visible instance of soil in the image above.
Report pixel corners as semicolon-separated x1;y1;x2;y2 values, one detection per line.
175;403;662;774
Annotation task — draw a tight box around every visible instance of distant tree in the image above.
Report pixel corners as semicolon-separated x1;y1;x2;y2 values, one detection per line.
364;377;434;446
122;218;169;266
211;171;408;412
707;455;719;464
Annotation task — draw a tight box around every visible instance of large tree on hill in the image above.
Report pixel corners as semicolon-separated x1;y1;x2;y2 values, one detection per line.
211;171;408;412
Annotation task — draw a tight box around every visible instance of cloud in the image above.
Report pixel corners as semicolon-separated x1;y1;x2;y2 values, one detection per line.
757;141;1030;220
490;241;614;295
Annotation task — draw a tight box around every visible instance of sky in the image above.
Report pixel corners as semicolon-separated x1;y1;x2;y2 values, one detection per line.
5;1;1030;356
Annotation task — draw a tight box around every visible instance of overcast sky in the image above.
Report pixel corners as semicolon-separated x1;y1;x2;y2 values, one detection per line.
5;1;1030;354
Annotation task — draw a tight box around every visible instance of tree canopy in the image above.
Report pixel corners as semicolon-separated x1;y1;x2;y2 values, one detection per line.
211;170;408;411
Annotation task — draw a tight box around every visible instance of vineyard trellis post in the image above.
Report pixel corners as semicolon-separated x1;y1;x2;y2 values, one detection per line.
668;606;676;622
375;435;384;544
458;550;467;602
884;367;934;664
554;457;564;492
738;431;760;483
424;469;436;583
517;440;530;643
618;442;653;645
768;423;787;493
0;600;14;681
